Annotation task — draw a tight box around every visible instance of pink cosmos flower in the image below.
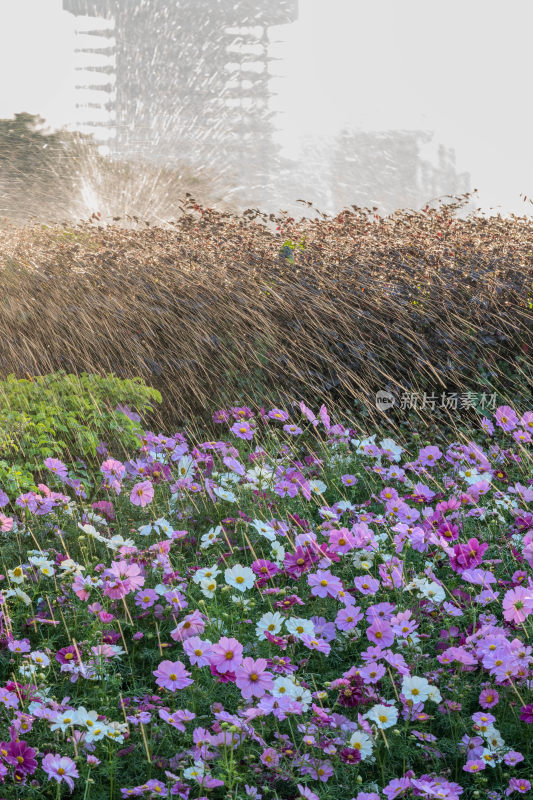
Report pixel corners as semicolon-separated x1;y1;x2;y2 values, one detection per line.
170;609;206;642
449;538;488;573
359;661;386;684
260;747;279;767
0;513;13;532
495;405;518;432
506;778;531;795
300;635;331;655
235;658;274;699
210;636;244;675
366;620;394;647
329;528;356;554
502;587;533;624
103;560;145;599
268;408;289;421
342;474;358;486
153;660;193;691
130;480;154;507
7;638;31;654
479;688;499;708
42;753;79;792
463;759;485;773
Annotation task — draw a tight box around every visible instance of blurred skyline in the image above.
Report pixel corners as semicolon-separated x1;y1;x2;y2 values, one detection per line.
1;0;532;215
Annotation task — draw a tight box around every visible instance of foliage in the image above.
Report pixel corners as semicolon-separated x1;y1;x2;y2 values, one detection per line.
0;371;160;496
0;397;531;798
0;196;531;435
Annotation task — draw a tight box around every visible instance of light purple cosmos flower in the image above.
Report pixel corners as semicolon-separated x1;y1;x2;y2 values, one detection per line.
231;420;255;440
44;457;68;480
308;569;343;599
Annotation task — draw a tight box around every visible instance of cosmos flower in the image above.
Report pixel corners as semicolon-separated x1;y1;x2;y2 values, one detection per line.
235;658;273;699
42;753;79;792
209;637;244;674
129;480;154;507
153;660;193;691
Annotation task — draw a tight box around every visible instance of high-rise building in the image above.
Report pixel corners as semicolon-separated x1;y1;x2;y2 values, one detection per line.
64;0;298;203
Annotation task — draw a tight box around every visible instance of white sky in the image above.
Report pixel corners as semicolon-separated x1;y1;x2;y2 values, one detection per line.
1;0;532;214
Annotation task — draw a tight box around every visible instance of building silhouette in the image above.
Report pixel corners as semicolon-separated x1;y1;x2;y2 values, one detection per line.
330;129;470;213
64;0;298;204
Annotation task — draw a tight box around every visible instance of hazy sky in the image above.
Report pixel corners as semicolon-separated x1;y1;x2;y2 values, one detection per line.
1;0;532;214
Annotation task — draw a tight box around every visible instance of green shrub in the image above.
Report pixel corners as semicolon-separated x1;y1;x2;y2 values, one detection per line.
0;371;160;495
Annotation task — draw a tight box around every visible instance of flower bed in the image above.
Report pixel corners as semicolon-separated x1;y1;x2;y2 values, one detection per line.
0;401;531;799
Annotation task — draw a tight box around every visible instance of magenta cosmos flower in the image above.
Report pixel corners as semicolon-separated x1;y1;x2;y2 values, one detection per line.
209;636;244;674
3;739;38;775
502;587;533;624
42;753;79;792
153;660;193;691
130;480;154;507
235;657;274;699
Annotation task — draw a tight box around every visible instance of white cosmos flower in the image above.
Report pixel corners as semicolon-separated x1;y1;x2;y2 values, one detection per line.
200;526;222;549
59;559;85;575
30;651;50;668
272;676;298;698
365;703;399;729
285;617;315;639
401;676;432;703
6;588;32;605
256;611;284;640
85;723;109;743
184;760;205;779
426;685;442;704
213;487;236;503
193;565;221;584
7;566;25;584
153;518;174;537
309;479;327;496
251;519;277;541
348;729;374;759
224;564;255;592
50;710;78;733
485;727;505;750
270;541;285;564
418;580;446;605
291;685;313;710
380;438;403;461
199;578;217;598
175;456;195;479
